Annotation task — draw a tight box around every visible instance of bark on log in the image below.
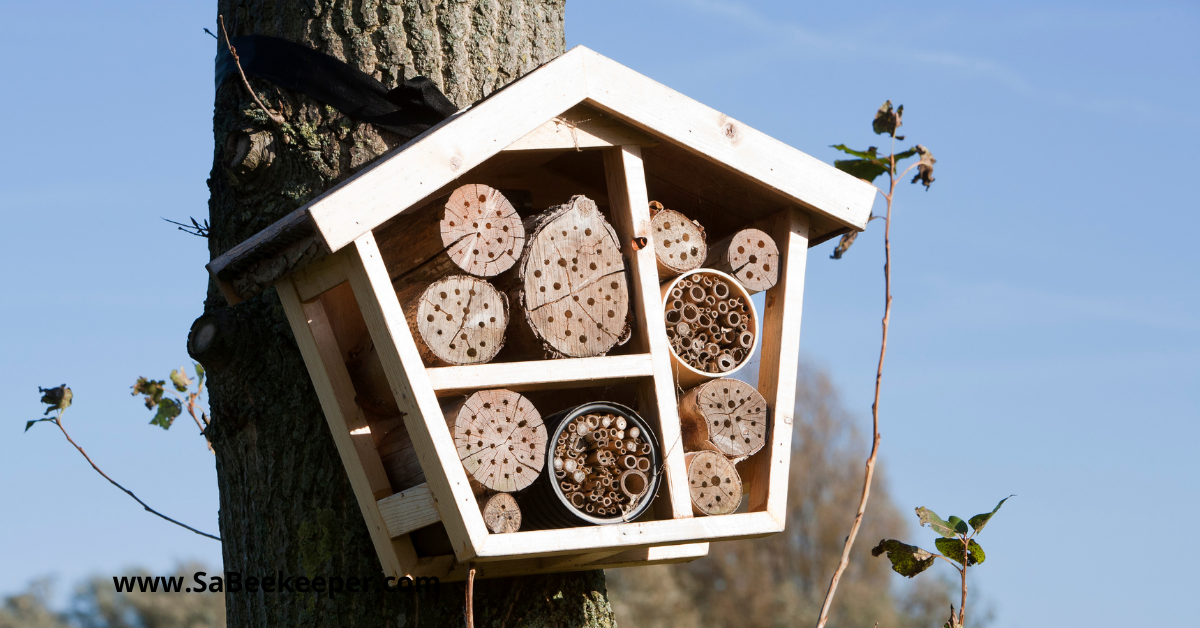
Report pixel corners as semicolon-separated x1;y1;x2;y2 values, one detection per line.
510;195;631;358
378;183;526;285
206;2;615;625
678;378;769;460
398;275;509;366
480;491;522;533
685;450;743;516
445;389;547;492
648;200;706;278
704;228;780;293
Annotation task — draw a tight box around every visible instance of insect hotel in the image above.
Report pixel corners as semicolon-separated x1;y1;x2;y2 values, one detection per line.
207;46;874;581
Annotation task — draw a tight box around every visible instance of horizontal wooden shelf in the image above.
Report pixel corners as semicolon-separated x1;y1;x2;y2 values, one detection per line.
425;354;655;396
472;511;781;561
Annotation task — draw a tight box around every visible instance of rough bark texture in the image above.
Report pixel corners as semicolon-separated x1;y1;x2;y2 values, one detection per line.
205;2;615;626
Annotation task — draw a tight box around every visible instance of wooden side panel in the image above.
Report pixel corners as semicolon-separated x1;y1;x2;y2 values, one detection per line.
292;250;349;303
344;232;490;560
602;145;692;520
378;484;442;538
308;50;590;253
742;209;810;519
275;278;407;578
582;49;875;231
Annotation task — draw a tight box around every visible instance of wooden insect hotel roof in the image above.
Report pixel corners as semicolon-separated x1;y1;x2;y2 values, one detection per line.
208;45;876;582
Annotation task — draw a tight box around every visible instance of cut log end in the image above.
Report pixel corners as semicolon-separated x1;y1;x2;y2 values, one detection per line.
708;228;780;293
480;492;522;533
679;378;769;458
449;389;547;493
649;202;706;277
518;195;630;358
411;275;508;366
442;184;526;277
685;450;743;516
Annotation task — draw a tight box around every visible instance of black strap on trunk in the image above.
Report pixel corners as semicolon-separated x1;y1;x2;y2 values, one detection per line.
215;35;458;139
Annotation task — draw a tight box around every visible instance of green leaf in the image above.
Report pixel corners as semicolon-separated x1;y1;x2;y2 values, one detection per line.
151;398;181;429
873;101;903;137
911;144;936;190
871;539;936;578
194;364;205;390
170;368;191;393
916;506;959;538
947;516;970;535
38;385;73;415
26;420;38;432
968;495;1014;534
831;144;880;160
936;537;985;566
834;158;889;183
133;377;166;409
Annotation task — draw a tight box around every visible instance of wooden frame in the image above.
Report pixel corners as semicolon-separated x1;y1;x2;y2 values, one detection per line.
225;46;865;581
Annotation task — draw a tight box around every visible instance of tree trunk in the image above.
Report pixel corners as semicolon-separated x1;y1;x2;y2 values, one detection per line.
204;2;616;626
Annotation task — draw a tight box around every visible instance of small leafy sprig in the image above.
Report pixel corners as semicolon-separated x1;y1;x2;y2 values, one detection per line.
133;364;211;451
26;384;220;541
873;496;1013;627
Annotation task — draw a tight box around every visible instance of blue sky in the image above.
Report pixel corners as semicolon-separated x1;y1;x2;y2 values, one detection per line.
1;1;1196;626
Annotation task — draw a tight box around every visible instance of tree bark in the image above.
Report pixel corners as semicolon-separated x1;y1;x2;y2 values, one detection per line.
205;2;615;626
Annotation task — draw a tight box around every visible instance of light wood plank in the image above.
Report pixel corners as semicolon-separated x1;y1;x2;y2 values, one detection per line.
742;209;810;517
581;48;875;231
503;105;658;152
378;484;442;538
275;278;406;578
603;145;693;520
343;232;490;560
425;354;654;396
300;296;394;501
405;542;710;582
307;50;590;253
293;250;348;303
473;511;780;561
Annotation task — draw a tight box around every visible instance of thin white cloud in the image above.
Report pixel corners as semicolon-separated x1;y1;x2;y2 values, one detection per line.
669;0;1170;120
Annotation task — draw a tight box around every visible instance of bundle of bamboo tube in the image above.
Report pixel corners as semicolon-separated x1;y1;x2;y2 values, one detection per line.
664;271;755;375
551;412;653;518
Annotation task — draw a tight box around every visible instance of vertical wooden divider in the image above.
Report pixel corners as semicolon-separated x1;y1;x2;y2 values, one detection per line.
344;232;490;560
275;277;416;578
743;209;810;518
603;145;693;520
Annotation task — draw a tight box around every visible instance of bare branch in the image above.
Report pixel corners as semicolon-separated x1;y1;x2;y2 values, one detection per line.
218;15;285;128
52;412;221;541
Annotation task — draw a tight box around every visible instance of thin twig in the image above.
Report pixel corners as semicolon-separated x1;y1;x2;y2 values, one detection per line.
52;411;221;540
815;133;898;628
218;15;285;128
465;564;476;628
499;579;524;628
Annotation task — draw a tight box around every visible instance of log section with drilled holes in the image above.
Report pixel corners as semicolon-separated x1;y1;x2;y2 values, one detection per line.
396;275;509;367
479;491;522;533
376;183;525;286
704;228;780;294
648;201;706;278
445;389;547;492
510;195;630;358
678;378;769;460
685;450;743;516
662;269;758;386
